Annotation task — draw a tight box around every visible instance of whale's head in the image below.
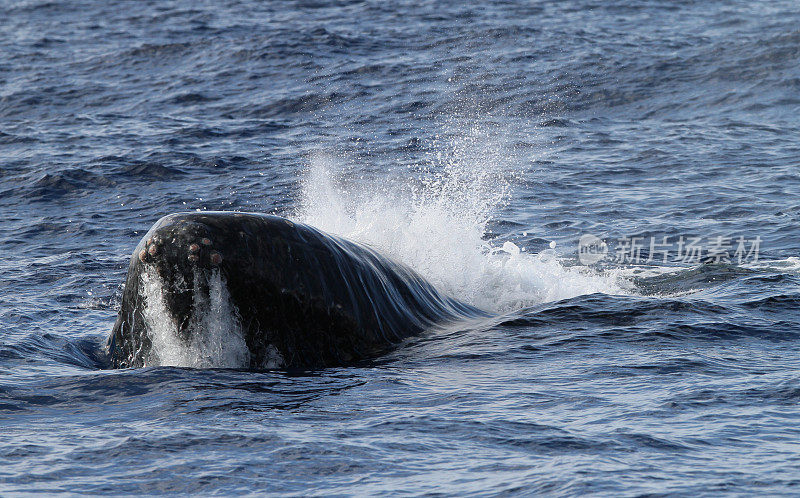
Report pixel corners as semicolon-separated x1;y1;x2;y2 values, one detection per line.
109;210;423;370
109;212;301;368
134;214;225;336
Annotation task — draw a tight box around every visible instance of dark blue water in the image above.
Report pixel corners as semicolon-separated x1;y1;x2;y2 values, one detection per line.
2;0;800;494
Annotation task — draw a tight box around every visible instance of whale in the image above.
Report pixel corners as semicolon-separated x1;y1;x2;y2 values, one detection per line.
108;212;486;369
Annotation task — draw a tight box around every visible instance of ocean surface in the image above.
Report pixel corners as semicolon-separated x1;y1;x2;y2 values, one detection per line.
2;0;800;494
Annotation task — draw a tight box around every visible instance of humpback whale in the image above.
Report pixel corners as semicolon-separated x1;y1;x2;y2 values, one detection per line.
108;212;485;369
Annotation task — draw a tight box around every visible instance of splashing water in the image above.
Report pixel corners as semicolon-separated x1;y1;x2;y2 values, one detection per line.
297;129;627;313
139;268;254;368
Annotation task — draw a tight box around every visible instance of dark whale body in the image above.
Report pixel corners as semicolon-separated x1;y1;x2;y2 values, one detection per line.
108;212;485;369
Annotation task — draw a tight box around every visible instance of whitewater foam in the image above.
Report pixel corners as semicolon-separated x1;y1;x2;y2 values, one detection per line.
296;130;628;313
139;267;253;368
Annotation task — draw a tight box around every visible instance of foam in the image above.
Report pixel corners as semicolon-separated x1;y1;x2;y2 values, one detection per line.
139;267;254;368
296;129;628;313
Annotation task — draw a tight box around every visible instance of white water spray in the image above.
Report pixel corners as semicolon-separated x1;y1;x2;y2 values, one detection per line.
139;268;254;368
297;129;627;313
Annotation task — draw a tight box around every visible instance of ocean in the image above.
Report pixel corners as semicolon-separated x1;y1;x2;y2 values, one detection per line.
2;0;800;494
